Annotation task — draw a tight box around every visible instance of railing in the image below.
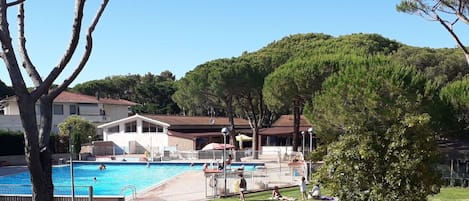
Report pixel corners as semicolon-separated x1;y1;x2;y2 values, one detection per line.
203;163;307;198
120;185;136;200
0;185;105;201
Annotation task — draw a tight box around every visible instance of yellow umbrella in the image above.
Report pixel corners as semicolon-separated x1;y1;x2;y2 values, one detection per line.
236;134;252;149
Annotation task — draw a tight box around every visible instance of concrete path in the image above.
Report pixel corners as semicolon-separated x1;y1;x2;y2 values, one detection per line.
133;171;207;201
133;154;301;201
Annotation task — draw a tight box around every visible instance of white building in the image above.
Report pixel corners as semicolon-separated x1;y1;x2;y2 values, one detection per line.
0;91;137;134
98;114;251;155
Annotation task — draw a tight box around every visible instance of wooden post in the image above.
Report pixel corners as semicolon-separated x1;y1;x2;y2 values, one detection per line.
450;159;454;186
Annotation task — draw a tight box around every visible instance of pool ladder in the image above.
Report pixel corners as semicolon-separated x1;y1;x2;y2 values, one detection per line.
121;185;137;200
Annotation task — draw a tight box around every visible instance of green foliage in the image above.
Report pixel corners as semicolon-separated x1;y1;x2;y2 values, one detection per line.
0;79;14;99
307;64;442;200
172;58;235;115
73;71;180;114
391;46;469;85
263;33;400;115
396;0;469;66
58;115;96;154
307;145;327;162
0;130;24;156
440;77;469;134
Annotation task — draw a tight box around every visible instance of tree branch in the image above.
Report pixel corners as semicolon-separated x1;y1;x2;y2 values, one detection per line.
434;11;469;58
17;2;42;86
0;0;28;95
51;0;109;98
6;0;24;7
32;0;86;100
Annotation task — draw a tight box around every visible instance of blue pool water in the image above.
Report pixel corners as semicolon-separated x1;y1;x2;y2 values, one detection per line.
0;162;256;196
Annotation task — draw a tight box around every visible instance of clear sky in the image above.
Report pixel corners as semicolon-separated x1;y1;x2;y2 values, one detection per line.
0;0;467;87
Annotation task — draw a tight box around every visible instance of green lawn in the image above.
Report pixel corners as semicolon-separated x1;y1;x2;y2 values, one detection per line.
428;188;469;201
214;186;469;201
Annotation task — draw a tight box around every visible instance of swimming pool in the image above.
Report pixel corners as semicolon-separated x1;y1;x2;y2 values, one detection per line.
0;162;257;196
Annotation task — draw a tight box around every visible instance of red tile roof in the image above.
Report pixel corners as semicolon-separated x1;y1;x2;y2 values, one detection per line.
54;91;137;106
143;114;250;126
259;115;313;136
272;115;312;127
1;91;137;106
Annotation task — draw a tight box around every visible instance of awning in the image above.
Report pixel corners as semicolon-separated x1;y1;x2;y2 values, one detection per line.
259;126;313;136
167;130;223;140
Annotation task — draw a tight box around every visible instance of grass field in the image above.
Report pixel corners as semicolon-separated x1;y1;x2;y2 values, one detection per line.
214;186;469;201
428;188;469;201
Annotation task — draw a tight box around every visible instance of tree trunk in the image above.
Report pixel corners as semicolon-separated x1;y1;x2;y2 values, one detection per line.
292;99;300;151
17;96;54;201
251;126;259;159
226;98;238;149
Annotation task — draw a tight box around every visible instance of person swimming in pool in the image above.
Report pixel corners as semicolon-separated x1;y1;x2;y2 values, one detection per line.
99;163;106;170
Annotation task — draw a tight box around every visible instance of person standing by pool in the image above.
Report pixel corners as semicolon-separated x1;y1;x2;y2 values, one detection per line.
238;173;247;201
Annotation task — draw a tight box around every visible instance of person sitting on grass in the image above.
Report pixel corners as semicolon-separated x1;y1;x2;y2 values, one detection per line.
272;186;283;200
271;186;295;200
309;184;320;199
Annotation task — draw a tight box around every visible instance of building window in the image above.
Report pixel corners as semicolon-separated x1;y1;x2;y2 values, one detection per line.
107;125;119;133
157;126;163;132
125;121;137;133
69;105;79;115
142;121;157;133
53;104;64;115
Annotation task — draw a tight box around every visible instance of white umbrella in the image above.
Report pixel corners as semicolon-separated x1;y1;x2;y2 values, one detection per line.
202;143;235;150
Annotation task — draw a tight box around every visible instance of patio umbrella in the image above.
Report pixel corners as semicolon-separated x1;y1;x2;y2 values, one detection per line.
202;142;235;150
236;134;252;149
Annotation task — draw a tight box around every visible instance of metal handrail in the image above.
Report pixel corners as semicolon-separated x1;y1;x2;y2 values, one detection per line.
120;185;137;200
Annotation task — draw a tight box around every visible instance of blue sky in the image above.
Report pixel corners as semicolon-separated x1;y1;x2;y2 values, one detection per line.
0;0;467;86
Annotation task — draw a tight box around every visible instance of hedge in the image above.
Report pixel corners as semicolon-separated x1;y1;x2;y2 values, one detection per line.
0;130;57;156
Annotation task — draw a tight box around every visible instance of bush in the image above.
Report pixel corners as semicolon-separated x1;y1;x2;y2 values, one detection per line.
0;130;24;156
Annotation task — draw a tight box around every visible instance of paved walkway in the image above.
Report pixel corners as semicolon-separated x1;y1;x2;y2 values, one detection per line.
133;171;207;201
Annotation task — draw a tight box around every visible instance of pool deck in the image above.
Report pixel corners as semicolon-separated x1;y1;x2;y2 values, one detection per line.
133;171;207;201
134;154;294;201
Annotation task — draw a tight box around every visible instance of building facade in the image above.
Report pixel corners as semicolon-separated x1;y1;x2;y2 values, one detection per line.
98;114;251;156
0;91;137;134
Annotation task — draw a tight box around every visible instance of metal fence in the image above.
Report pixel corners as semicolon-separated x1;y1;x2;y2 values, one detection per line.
0;185;105;201
198;150;310;199
203;163;307;198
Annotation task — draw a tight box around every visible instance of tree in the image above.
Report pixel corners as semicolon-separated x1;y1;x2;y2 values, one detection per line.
229;56;274;159
58;115;96;154
73;72;180;115
305;64;441;200
173;59;241;147
440;76;469;135
0;1;108;200
262;33;400;151
397;0;469;65
263;56;341;151
73;74;141;101
133;72;179;114
391;46;469;84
